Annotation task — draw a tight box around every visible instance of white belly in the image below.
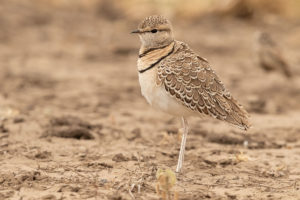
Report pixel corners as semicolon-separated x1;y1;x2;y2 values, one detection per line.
138;69;195;117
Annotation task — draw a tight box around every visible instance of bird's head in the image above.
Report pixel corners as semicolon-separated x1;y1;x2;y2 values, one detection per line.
131;15;174;49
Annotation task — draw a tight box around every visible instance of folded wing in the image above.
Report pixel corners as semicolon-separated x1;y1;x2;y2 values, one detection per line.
157;41;251;130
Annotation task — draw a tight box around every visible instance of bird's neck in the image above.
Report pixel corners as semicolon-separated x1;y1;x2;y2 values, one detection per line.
139;39;174;54
137;41;175;72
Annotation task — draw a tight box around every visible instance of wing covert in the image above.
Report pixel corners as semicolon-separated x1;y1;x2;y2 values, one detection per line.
157;41;250;130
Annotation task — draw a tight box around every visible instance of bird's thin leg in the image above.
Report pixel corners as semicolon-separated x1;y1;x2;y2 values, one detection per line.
176;117;188;173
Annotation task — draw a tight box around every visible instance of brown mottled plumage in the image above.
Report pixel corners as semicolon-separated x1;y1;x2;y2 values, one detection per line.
157;41;250;130
132;15;251;173
256;31;292;78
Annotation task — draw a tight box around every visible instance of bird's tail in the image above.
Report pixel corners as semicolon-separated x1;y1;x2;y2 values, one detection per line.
224;96;251;131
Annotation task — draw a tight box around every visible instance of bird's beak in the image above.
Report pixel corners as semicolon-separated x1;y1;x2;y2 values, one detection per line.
131;29;141;34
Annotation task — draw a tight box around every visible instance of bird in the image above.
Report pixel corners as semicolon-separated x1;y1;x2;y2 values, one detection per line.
132;15;251;173
255;31;292;78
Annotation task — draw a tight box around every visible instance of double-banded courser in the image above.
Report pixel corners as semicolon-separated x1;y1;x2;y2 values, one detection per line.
132;15;251;173
255;31;292;78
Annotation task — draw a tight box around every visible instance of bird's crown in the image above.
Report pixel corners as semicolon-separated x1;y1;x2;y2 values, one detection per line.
138;15;171;31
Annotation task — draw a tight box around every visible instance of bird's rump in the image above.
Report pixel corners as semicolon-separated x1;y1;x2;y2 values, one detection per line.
157;41;251;130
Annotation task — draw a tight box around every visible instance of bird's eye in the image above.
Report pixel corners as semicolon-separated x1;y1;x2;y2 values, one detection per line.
151;29;157;33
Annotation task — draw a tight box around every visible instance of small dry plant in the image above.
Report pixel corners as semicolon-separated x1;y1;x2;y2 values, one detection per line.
156;169;178;200
235;151;249;163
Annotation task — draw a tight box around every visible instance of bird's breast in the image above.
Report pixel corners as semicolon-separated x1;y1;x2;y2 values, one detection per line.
137;58;160;106
137;59;195;117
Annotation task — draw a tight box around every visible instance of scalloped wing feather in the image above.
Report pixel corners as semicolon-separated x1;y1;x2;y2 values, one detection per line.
157;41;251;130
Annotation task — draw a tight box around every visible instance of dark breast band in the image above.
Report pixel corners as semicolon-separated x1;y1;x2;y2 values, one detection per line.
138;44;175;74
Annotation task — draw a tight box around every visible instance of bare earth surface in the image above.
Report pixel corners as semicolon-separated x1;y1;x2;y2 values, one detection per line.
1;1;300;200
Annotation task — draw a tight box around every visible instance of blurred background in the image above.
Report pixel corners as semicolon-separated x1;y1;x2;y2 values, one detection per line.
0;0;300;199
1;0;300;116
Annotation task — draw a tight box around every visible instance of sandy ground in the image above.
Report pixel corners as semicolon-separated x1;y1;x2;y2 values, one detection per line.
1;1;300;199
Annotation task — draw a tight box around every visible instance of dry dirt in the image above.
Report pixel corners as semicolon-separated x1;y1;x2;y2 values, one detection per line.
1;1;300;200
